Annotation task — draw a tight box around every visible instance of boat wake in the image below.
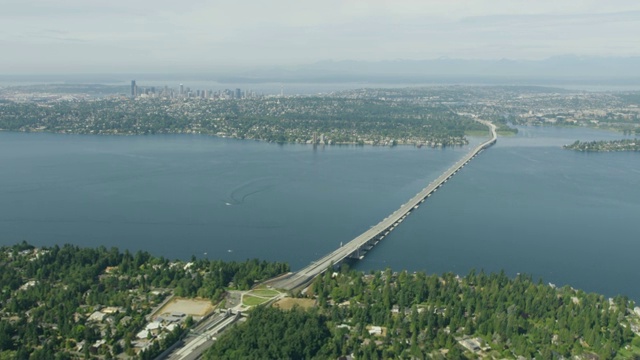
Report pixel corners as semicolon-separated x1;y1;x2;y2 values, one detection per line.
224;177;279;205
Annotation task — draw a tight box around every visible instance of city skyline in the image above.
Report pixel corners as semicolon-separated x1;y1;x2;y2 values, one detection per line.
1;0;640;74
128;80;255;100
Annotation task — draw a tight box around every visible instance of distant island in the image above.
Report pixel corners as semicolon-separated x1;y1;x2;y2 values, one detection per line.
2;242;640;359
4;83;640;147
564;139;640;152
0;86;499;147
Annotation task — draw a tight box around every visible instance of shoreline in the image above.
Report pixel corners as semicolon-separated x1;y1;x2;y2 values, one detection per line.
0;128;475;148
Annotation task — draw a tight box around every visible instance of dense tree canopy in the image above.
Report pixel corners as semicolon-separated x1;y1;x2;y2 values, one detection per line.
0;242;288;359
206;268;640;359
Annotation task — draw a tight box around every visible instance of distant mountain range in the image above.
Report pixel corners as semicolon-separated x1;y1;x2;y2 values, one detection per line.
2;56;640;86
218;56;640;85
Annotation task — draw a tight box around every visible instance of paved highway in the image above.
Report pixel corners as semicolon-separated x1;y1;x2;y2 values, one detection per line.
271;120;497;291
162;311;241;360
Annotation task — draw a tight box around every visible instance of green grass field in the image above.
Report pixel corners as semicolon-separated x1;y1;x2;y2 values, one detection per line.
249;289;280;297
242;295;270;306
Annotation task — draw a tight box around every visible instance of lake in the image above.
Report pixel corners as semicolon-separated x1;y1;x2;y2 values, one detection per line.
358;126;640;302
1;126;638;301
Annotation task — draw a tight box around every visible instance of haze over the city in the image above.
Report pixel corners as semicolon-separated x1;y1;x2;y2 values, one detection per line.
2;0;640;75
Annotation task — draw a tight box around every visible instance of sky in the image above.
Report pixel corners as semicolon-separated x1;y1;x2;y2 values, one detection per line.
1;0;640;73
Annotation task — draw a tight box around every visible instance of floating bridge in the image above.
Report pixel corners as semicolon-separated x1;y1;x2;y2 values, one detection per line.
269;120;497;291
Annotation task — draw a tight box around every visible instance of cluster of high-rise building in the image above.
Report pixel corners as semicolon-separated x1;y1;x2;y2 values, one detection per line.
130;80;256;100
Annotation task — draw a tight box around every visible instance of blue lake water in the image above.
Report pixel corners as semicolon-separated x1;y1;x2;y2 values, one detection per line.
1;126;638;301
358;126;640;301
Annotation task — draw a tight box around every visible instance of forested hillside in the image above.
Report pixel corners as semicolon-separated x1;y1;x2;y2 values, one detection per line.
0;242;288;359
206;268;640;359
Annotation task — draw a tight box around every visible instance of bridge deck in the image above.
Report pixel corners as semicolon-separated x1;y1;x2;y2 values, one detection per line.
271;120;497;291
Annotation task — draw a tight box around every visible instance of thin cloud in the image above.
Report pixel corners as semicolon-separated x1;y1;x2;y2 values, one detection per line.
1;0;640;72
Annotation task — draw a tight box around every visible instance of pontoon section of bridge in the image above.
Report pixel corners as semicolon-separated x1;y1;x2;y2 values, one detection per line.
270;121;497;291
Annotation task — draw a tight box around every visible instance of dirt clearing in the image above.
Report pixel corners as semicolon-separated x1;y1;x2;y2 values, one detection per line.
154;297;214;319
272;298;316;310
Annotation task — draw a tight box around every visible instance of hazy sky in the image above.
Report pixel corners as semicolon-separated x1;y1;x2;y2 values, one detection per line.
2;0;640;73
